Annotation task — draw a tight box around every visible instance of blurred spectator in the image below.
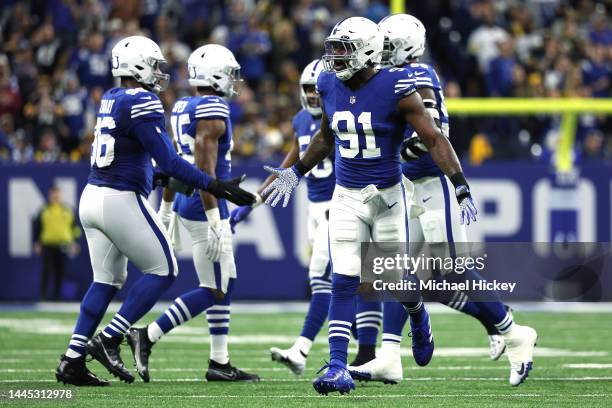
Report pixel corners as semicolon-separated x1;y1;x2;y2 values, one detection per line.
71;32;112;90
468;1;510;74
229;14;271;84
486;39;517;96
0;0;608;164
33;185;81;301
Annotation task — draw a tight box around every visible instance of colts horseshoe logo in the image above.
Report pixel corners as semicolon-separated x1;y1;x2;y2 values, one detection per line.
188;65;197;79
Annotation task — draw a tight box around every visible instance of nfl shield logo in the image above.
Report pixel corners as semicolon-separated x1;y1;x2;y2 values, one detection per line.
349;96;356;104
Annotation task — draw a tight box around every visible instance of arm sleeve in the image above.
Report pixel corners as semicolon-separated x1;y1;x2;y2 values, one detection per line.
133;120;213;190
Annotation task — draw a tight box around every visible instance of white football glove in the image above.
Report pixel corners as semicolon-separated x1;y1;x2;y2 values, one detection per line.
158;200;174;231
262;165;302;207
205;209;225;262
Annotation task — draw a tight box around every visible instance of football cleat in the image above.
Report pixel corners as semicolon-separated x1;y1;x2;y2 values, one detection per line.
348;353;403;384
206;360;260;382
409;308;434;367
55;354;110;386
313;363;355;395
86;333;134;383
504;324;537;386
126;327;154;382
489;334;506;361
270;346;306;375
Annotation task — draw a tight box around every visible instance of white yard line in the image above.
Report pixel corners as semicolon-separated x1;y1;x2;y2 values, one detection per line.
2;377;612;384
3;301;612;314
563;364;612;369
61;394;612;399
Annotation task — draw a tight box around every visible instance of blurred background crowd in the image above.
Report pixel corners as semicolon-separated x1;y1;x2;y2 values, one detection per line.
0;0;610;166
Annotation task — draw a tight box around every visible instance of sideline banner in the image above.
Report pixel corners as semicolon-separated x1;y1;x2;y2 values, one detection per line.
0;161;610;301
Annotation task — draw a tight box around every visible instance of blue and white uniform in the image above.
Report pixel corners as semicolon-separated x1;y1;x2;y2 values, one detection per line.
317;67;417;278
81;87;211;287
402;62;466;263
293;108;335;283
169;95;236;292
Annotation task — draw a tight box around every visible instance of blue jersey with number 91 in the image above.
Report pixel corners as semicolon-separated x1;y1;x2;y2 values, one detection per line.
292;109;335;202
170;95;232;221
316;68;416;189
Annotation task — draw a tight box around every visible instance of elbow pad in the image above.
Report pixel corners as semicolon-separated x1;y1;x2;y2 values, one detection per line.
423;98;442;129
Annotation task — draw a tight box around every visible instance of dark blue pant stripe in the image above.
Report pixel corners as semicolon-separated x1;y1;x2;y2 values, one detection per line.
213;262;222;290
135;194;174;275
439;176;456;258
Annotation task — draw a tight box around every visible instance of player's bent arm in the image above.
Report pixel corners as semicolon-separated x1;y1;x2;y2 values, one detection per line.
134;120;214;190
259;137;300;198
398;92;462;179
134;120;255;206
398;93;478;224
195;118;224;212
293;112;333;176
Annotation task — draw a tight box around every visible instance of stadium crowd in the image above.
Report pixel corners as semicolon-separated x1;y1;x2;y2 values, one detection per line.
0;0;610;165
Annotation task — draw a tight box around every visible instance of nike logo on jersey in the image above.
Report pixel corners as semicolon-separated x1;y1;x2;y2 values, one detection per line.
387;202;398;209
422;196;432;203
414;71;427;76
140;96;152;100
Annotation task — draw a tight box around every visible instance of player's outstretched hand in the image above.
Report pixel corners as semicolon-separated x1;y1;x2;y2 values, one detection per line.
206;175;256;206
229;206;253;233
455;185;477;225
262;165;301;208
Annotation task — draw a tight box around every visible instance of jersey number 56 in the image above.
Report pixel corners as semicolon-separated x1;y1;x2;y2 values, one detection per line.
91;116;116;168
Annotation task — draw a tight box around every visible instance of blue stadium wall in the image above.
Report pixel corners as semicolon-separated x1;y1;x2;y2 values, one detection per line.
1;161;611;301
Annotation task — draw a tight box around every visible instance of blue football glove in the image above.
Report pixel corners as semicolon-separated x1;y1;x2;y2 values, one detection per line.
456;185;478;225
229;205;253;234
262;165;301;208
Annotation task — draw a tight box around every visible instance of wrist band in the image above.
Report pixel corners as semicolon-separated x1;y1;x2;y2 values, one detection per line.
160;200;173;212
205;208;221;223
252;193;263;209
449;172;468;188
294;160;309;176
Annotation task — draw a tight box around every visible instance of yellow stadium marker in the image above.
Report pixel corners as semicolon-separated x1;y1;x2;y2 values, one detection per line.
446;98;612;173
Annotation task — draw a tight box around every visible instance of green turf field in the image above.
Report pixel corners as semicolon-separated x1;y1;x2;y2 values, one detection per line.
0;309;611;407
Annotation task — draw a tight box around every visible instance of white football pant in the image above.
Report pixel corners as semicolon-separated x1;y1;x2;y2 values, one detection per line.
177;216;236;293
79;184;178;288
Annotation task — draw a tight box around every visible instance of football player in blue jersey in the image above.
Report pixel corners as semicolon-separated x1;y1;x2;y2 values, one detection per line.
348;14;537;387
55;37;255;386
231;59;336;375
125;44;259;383
262;16;478;394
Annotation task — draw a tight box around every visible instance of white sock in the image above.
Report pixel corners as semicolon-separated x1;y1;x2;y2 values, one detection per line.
293;336;313;356
147;322;164;343
65;348;82;358
380;340;401;357
210;335;229;364
495;313;514;336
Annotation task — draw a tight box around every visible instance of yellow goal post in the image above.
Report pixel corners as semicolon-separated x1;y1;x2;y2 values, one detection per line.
446;98;612;173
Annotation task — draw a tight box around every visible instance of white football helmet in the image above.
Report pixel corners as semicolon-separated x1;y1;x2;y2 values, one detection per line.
322;17;384;81
111;36;169;93
299;59;324;116
378;14;426;67
187;44;241;97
